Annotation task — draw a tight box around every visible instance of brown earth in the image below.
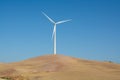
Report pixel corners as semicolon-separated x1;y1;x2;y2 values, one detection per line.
0;54;120;80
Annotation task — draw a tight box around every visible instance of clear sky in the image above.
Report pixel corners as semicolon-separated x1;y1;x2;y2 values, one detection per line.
0;0;120;63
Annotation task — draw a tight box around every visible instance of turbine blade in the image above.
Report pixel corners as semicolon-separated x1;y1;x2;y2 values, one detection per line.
42;12;55;24
52;25;56;39
56;19;72;24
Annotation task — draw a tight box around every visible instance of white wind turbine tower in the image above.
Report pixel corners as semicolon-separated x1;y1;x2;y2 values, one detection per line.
42;12;71;55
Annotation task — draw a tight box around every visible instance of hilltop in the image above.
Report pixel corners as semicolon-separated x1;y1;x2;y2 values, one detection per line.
0;54;120;80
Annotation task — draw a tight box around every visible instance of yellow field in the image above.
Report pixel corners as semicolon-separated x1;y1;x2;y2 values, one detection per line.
0;55;120;80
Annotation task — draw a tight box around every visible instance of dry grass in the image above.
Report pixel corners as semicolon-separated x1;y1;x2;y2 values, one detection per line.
0;54;120;80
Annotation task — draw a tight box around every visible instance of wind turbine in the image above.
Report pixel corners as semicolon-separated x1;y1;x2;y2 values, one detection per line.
42;12;71;55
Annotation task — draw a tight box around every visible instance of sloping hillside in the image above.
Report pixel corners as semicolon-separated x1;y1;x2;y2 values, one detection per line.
0;54;120;80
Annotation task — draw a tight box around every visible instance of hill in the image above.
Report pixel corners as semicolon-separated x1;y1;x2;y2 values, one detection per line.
0;54;120;80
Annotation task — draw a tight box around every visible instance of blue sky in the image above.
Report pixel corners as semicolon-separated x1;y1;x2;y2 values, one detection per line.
0;0;120;63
